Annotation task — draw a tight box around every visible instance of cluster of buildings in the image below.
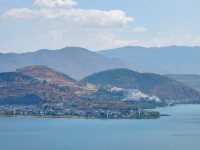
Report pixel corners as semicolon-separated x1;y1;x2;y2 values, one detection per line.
0;103;160;119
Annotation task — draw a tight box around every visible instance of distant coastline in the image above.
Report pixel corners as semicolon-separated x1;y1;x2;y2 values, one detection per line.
0;105;160;120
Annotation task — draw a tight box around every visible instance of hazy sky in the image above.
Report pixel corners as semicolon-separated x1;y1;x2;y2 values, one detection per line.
0;0;200;52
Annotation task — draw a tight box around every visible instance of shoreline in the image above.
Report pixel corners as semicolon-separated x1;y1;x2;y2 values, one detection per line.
0;114;161;120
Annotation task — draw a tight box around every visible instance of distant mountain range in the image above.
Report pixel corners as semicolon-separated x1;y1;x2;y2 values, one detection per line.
0;47;126;80
1;45;200;106
1;46;200;80
100;46;200;75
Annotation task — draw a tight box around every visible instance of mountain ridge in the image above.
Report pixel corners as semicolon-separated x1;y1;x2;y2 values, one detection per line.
16;65;76;86
100;46;200;75
81;68;200;104
0;47;126;80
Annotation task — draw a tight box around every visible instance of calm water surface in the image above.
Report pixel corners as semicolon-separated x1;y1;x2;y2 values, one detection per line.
1;105;200;150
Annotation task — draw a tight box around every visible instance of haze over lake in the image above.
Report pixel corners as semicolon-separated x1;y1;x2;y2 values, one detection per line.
1;105;200;150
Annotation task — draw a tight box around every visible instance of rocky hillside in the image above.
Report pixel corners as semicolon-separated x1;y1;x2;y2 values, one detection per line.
17;65;92;96
81;68;200;104
17;65;76;87
0;72;78;105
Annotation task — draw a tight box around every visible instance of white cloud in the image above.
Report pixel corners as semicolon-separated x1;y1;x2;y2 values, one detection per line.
34;0;77;8
2;0;133;28
0;0;147;52
1;0;200;52
38;8;133;27
2;8;36;19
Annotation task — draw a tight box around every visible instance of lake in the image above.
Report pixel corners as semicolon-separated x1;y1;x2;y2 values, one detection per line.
0;105;200;150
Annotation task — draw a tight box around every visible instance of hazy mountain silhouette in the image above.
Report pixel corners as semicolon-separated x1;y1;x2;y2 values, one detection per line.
100;46;200;75
0;47;126;80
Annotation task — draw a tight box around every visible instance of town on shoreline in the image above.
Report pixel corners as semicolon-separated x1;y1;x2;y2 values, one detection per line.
0;104;160;119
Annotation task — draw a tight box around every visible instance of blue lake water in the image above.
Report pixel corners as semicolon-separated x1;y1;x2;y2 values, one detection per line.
1;105;200;150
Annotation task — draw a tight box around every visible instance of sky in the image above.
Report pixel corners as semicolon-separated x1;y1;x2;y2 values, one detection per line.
0;0;200;53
